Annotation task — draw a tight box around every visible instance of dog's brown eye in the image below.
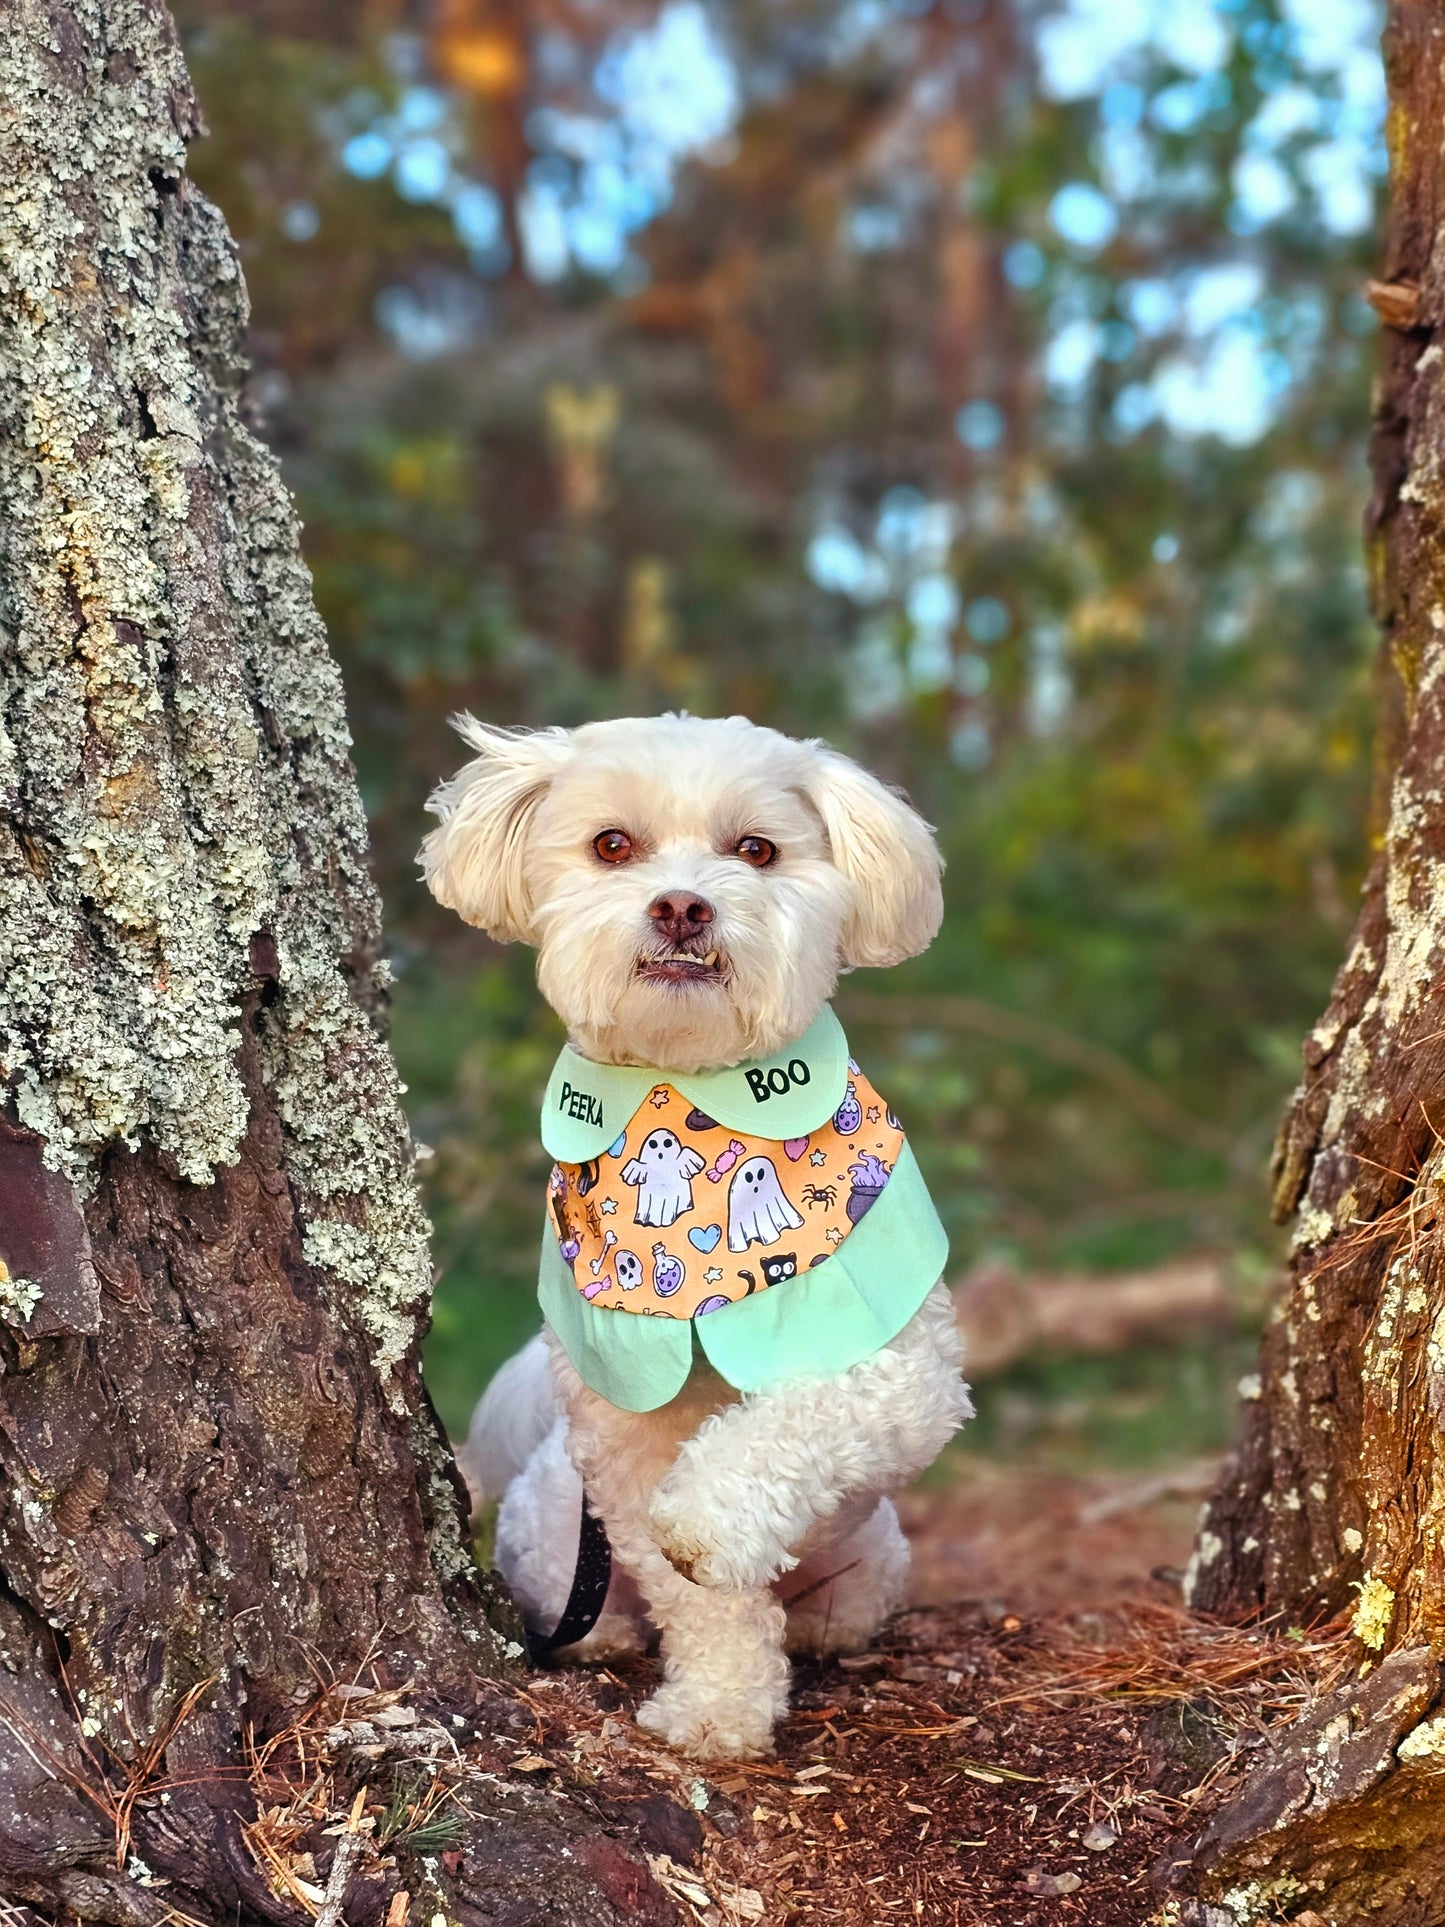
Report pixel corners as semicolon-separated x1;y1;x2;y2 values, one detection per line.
734;835;777;868
593;829;634;864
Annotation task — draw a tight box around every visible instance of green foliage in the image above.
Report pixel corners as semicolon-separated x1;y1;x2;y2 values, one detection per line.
377;1772;467;1852
174;0;1382;1443
942;1334;1263;1475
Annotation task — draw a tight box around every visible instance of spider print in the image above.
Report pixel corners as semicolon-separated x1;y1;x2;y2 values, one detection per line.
801;1181;837;1210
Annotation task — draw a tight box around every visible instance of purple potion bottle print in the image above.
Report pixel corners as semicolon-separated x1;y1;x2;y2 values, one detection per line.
846;1150;891;1223
550;1178;582;1262
833;1081;863;1136
652;1243;686;1297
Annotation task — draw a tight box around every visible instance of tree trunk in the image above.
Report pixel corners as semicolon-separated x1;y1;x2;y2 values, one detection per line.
1174;8;1445;1919
0;7;657;1921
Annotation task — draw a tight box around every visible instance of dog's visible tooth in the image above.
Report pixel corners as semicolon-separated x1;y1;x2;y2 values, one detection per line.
704;952;718;967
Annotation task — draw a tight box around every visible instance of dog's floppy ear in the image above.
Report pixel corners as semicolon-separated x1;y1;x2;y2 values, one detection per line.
420;716;573;942
802;744;944;968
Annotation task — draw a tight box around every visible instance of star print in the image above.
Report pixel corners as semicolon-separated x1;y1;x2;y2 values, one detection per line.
810;1149;827;1167
866;1105;881;1123
704;1267;723;1284
825;1226;844;1245
650;1086;670;1108
600;1197;617;1215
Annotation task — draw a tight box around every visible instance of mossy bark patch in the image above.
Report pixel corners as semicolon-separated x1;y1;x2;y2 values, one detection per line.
0;7;660;1920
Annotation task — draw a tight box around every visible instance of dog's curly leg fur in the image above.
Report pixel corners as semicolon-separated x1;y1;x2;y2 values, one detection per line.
549;1290;968;1759
555;1347;789;1759
781;1496;911;1657
647;1283;970;1594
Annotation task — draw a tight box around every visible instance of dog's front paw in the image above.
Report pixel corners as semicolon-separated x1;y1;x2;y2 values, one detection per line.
635;1682;776;1761
648;1482;794;1592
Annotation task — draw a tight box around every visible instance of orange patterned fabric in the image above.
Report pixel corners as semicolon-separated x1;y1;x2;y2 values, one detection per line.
549;1065;905;1319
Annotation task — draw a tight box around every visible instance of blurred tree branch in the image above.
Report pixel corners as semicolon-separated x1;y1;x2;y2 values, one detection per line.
842;991;1236;1158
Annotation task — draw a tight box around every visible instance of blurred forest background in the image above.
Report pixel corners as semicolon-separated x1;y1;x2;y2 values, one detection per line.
174;0;1385;1478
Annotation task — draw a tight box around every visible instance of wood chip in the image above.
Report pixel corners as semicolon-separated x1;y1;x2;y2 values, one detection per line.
1022;1867;1083;1897
720;1888;765;1921
370;1704;417;1728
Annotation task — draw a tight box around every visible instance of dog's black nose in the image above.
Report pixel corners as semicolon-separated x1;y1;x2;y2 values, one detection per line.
648;892;715;944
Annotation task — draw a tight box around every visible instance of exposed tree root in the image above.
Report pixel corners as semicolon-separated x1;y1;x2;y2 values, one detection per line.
1160;1645;1445;1926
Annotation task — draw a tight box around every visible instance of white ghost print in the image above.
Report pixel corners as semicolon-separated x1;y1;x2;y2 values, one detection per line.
620;1128;706;1227
726;1155;806;1251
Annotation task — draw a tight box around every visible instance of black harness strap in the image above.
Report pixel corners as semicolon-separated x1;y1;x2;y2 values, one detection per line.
528;1494;612;1661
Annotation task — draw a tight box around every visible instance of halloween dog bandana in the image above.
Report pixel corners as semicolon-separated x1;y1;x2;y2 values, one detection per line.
537;1007;950;1410
551;1067;902;1318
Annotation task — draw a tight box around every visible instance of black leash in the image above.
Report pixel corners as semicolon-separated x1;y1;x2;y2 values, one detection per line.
527;1493;612;1661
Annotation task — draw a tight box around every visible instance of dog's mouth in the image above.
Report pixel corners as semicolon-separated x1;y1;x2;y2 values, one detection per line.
635;946;725;989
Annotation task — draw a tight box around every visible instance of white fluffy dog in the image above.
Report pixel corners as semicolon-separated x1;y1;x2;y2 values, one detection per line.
422;712;971;1760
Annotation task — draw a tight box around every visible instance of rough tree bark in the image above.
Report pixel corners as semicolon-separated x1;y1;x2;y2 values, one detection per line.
1174;9;1445;1922
0;7;660;1922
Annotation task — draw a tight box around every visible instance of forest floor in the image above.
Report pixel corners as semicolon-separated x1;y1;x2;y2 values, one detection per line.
463;1458;1346;1927
240;1449;1347;1926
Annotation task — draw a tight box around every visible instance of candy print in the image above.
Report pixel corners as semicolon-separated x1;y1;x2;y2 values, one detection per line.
705;1139;747;1182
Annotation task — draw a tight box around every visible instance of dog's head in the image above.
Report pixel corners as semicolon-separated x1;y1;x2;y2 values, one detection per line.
420;713;943;1071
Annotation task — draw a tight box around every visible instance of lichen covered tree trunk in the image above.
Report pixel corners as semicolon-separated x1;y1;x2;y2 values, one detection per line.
1175;8;1445;1920
0;7;650;1921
